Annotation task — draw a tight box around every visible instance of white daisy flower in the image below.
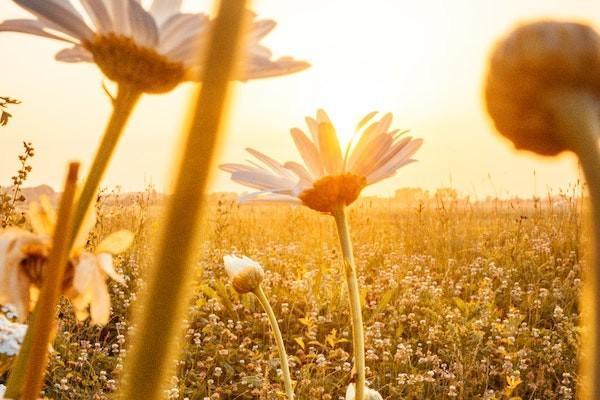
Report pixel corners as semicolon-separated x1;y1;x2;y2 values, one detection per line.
0;0;309;93
223;254;264;294
221;110;423;213
0;227;50;320
0;197;133;325
345;383;383;400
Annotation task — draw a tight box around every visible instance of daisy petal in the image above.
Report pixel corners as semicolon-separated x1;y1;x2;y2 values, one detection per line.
97;230;134;255
241;57;310;80
105;0;130;36
55;45;94;62
317;122;343;175
0;19;78;43
128;0;159;47
97;253;125;284
90;277;110;325
81;0;113;33
149;0;183;26
158;13;208;54
290;128;323;179
284;161;313;184
14;0;93;41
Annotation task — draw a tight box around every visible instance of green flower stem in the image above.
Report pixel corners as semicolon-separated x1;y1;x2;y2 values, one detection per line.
6;163;79;399
332;206;366;400
547;90;600;400
117;1;247;399
253;286;294;399
69;84;141;247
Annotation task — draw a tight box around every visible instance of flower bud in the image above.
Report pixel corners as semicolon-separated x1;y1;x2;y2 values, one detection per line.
223;255;265;294
485;21;600;155
345;383;383;400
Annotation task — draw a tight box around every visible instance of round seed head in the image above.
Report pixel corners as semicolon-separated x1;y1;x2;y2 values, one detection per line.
485;21;600;155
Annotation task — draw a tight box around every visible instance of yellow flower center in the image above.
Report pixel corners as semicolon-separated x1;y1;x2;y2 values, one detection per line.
299;173;367;214
84;34;186;94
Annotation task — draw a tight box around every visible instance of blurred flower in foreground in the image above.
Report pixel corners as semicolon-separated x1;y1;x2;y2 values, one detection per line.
0;314;27;375
0;198;133;324
485;20;600;156
485;20;600;399
0;0;309;93
345;383;383;400
0;228;50;320
221;110;423;214
223;254;264;294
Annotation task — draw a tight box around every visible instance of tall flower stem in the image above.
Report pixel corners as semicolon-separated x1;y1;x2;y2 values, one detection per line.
5;163;79;399
69;84;141;246
253;286;294;399
332;206;365;400
547;90;600;400
118;1;248;399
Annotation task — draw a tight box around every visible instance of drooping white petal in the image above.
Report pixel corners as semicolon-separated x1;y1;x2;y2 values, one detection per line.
238;192;301;205
128;0;159;47
90;275;110;325
96;253;125;284
246;148;295;178
149;0;183;26
241;56;310;81
55;45;94;62
0;19;78;43
230;170;296;192
13;0;93;40
81;0;113;33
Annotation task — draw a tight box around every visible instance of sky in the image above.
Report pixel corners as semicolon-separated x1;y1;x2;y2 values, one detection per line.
0;0;598;199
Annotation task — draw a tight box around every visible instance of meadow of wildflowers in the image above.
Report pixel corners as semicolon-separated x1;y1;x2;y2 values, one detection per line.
0;0;598;399
27;192;579;399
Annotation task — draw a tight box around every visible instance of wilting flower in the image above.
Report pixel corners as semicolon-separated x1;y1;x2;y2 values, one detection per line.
485;21;600;156
345;383;383;400
0;197;133;324
0;0;309;93
0;314;27;375
0;227;50;320
223;254;264;294
221;110;423;213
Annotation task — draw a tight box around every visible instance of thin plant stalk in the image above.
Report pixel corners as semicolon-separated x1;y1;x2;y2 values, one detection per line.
547;90;600;400
69;84;141;246
253;286;294;399
118;1;248;399
332;206;366;400
6;163;79;399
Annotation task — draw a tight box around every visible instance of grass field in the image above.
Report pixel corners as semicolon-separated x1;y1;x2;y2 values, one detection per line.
34;191;582;399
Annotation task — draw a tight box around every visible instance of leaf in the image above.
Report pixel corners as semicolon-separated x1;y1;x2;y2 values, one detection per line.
294;337;305;350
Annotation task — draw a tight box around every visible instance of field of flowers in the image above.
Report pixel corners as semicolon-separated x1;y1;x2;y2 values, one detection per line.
34;193;581;399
